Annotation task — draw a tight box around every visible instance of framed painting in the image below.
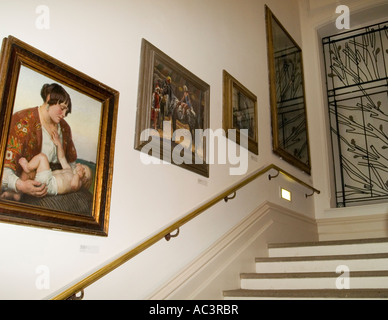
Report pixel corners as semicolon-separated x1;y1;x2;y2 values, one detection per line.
134;39;210;177
0;36;119;236
222;70;258;155
265;6;311;174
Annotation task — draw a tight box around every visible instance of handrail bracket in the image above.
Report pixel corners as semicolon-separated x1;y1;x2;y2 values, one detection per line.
268;170;280;180
66;290;84;300
224;191;236;202
165;228;180;241
305;190;318;198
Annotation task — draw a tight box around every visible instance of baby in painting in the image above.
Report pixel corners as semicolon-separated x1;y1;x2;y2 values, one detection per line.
2;130;92;201
20;129;92;196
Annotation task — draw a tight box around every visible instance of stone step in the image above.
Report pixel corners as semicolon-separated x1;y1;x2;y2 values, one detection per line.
240;271;388;290
224;238;388;300
223;288;388;300
255;253;388;273
268;237;388;257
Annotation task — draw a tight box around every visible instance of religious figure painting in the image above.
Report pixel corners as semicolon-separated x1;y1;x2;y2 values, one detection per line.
134;39;210;177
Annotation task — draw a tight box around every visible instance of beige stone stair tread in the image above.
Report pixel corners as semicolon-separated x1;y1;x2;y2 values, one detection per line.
223;288;388;298
255;252;388;262
240;270;388;279
268;237;388;249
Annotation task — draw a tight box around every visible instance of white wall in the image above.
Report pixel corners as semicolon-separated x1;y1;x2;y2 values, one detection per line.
0;0;317;300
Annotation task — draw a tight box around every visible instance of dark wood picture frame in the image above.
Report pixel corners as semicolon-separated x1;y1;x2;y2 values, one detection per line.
0;36;119;236
134;39;210;177
222;70;258;155
265;6;311;174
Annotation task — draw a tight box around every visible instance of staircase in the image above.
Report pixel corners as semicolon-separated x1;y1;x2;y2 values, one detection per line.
223;238;388;299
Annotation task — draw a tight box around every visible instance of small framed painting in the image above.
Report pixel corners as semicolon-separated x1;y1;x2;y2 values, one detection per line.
223;70;258;155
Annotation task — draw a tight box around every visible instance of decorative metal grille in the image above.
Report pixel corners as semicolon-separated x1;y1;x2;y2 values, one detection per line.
323;21;388;207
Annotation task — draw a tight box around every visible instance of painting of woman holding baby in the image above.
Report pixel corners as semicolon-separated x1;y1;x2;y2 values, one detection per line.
1;82;94;215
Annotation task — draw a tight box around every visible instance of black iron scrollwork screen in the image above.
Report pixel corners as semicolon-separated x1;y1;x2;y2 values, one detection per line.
323;21;388;207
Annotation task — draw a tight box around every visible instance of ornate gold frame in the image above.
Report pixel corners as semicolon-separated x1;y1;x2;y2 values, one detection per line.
0;36;119;236
134;39;210;177
265;6;311;174
222;70;258;155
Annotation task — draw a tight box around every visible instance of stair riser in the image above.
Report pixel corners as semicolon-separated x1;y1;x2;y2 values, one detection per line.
269;243;388;257
241;277;388;290
224;296;386;300
256;258;388;273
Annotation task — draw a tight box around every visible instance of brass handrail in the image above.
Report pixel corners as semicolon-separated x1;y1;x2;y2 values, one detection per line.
52;163;319;300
